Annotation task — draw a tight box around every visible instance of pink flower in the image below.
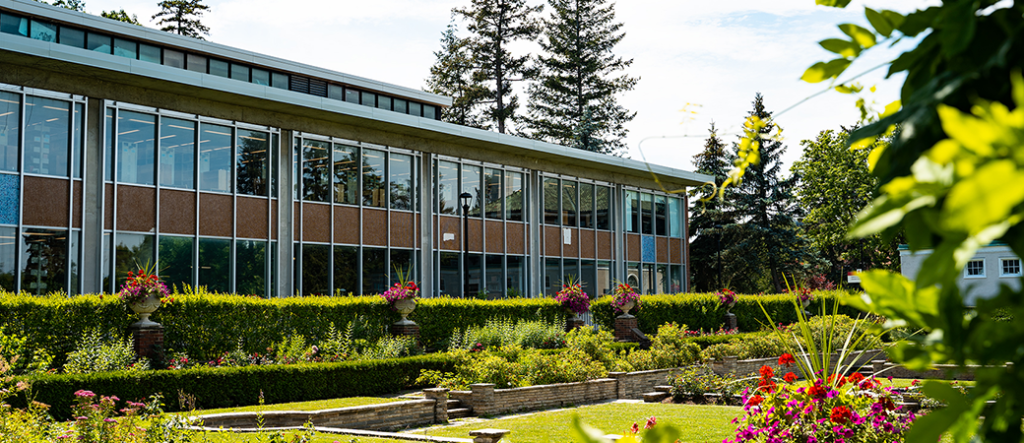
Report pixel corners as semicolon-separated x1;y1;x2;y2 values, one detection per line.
74;390;96;398
645;416;657;429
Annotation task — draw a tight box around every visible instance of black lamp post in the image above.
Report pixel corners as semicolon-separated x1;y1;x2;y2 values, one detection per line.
460;192;472;298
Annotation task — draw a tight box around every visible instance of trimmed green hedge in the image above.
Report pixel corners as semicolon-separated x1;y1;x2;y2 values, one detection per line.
18;354;456;421
590;291;864;334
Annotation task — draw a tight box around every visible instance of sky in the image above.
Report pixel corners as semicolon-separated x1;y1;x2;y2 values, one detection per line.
78;0;932;178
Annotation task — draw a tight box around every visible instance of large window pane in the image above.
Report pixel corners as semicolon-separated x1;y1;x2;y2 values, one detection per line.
69;231;80;295
198;237;230;293
199;124;231;192
642;263;655;294
390;153;413;210
102;232;111;292
58;26;84;48
597;260;612;297
655;195;667;236
209;59;229;78
186;54;206;73
669;198;682;238
360;91;376;107
466;253;482;298
73;103;83;178
270;241;278;297
544;178;559;225
230;64;249;81
641;193;653;235
113;38;136;59
86;32;111;54
562;180;577;227
252;68;270;86
544;258;561;296
579;183;594;229
271;133;279;198
104;108;113;181
362;149;386;207
139;43;160;63
116;110;155;185
0;91;20;173
563;259;579;291
115;233;154;286
437;160;458;215
333;143;358;205
163;49;184;69
0;14;28;36
24;96;70;177
657;264;668;294
29;20;56;42
237;129;269;196
625;191;638;233
581;259;596;300
362;247;386;295
485;254;502;298
159;117;195;189
670;265;683;294
158;235;193;292
20;228;68;295
334;245;357;295
504;171;523;221
626;261;640;289
409;102;422;117
301;243;329;296
271;72;288;89
376;95;392;110
484;168;502;219
462;164;481;217
236;240;266;297
506;255;525;298
345;88;359;104
390;249;414;285
439;251;460;297
596;186;610;230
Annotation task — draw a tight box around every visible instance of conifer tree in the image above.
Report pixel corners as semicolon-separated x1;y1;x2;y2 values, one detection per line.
525;0;636;155
101;9;142;25
153;0;210;40
687;123;742;291
426;21;490;129
453;0;543;134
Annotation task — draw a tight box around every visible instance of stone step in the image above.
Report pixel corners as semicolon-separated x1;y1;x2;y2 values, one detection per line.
446;399;462;408
654;385;673;393
643;392;670;403
448;407;472;419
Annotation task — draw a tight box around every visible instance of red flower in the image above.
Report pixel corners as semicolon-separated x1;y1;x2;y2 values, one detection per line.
644;416;657;429
778;353;795;367
630;422;639;434
830;406;853;424
808;385;828;398
847;372;865;384
759;365;775;378
783;372;798;383
827;374;847;387
747;395;764;406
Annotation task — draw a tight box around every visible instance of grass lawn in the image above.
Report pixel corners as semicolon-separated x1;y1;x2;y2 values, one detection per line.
182;397;403;416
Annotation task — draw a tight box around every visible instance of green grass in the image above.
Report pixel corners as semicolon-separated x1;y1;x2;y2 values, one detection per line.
182;396;403;416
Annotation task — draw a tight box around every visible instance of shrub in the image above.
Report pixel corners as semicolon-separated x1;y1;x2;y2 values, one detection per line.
647;323;702;368
449;317;565;351
566;327;616;369
63;330;148;375
701;334;789;361
667;365;754;402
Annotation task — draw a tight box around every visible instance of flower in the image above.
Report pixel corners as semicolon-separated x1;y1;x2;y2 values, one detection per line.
748;395;764;406
74;390;95;398
630;422;640;434
784;372;798;383
644;416;657;429
117;263;171;306
808;385;828;399
759;365;775;378
380;281;420;304
778;353;795;367
830;406;853;424
717;288;736;306
554;279;590;315
611;283;641;314
847;373;865;384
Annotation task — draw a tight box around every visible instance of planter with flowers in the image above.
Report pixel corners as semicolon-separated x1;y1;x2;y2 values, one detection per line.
554;277;590;331
119;265;172;328
718;288;738;330
381;267;421;341
611;283;641;317
797;287;815;316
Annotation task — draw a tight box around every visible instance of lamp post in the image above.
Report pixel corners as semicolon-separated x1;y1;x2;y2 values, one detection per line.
460;192;472;298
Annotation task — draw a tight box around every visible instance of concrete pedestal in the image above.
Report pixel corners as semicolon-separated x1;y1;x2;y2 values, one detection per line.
724;313;737;331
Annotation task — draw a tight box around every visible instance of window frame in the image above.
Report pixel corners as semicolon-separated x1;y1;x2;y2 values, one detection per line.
1000;257;1022;277
964;258;986;279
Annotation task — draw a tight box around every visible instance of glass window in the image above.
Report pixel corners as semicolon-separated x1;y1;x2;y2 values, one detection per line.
139;43;160;63
393;99;408;114
626;261;640;289
642;263;655;294
270;133;279;198
162;49;184;69
581;259;596;299
0;14;28;36
563;258;579;289
68;230;80;295
437;160;458;215
334;245;357;295
29;20;56;42
1002;258;1022;277
506;255;525;297
209;59;229;78
186;54;206;73
269;241;278;297
390;153;413;210
301;139;330;202
0;91;21;173
237;129;269;196
544;258;561;296
669;198;682;238
113;38;136;59
24;96;70;177
544;178;559;224
333;143;358;205
230;63;249;81
465;253;482;298
58;26;85;48
504;171;523;222
158;235;193;292
579;183;594;228
965;259;985;277
360;91;376;107
657;264;668;294
641;193;653;235
670;265;683;293
424;105;437;120
390;249;414;286
484;168;502;219
271;72;289;89
562;180;577;227
159;117;195;189
362;149;386;208
625;190;638;233
236;240;266;297
439;251;460;297
293;139;300;200
328;84;343;101
597;260;612;297
198;237;230;293
20;228;68;295
199;123;232;192
485;254;502;297
362;247;386;295
116;110;156;185
376;95;392;111
409;102;422;117
462;165;481;217
86;32;112;54
655;195;667;236
252;68;270;86
596;186;610;230
73;103;83;178
0;227;16;291
0;174;17;225
102;232;111;292
114;232;154;286
344;88;360;104
104;108;112;181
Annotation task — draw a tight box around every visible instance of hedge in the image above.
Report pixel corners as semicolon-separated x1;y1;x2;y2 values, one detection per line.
16;354;456;421
590;291;865;334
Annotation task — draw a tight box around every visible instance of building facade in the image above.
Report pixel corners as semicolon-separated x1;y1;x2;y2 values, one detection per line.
0;0;710;298
900;243;1022;305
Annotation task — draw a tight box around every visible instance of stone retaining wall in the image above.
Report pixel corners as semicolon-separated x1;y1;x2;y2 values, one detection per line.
451;378;618;416
195;399;436;431
710;349;885;377
871;360;977;381
609;368;681;399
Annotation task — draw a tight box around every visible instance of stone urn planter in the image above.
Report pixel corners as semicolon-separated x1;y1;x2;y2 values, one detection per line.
619;300;636;317
394;298;417;325
129;290;162;327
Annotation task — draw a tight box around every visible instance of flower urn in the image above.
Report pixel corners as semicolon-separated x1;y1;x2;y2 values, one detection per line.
619;300;636;317
129;290;162;327
394;298;417;324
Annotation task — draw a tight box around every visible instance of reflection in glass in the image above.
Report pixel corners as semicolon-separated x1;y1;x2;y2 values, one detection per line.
301;243;329;296
390;249;414;286
113;38;136;59
362;149;386;208
484;168;501;219
73;103;83;178
424;105;436;120
116;110;155;184
437;161;458;215
0;91;20;173
581;259;596;299
562;181;577;227
0;14;28;36
252;68;270;86
596;186;610;230
115;233;154;287
237;129;269;196
504;171;523;222
230;64;249;81
271;133;279;198
669;198;682;238
158;235;193;292
641;193;653;235
625;191;638;233
642;263;655;294
362;247;386;295
209;59;229;78
105;108;113;181
236;240;266;296
655;195;667;236
462;165;481;217
102;232;111;292
272;72;289;89
159;117;195;189
657;264;668;294
393;99;407;114
187;54;206;73
24;96;70;177
163;49;184;69
87;33;111;54
626;261;640;290
69;231;80;295
506;255;525;298
563;259;579;293
597;260;612;297
334;245;357;295
198;237;230;293
409;102;422;117
439;251;460;297
345;89;359;104
20;228;67;295
29;20;55;42
361;91;376;107
579;183;594;228
544;258;561;296
139;43;161;63
544;178;559;225
59;25;84;48
670;265;683;293
200;124;232;192
269;241;278;297
390;153;413;210
464;253;481;298
376;96;392;110
333;144;358;205
485;254;502;297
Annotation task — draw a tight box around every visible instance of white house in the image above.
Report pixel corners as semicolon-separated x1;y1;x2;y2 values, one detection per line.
900;243;1022;305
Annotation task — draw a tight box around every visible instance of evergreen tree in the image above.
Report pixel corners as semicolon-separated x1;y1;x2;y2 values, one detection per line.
453;0;543;134
731;93;820;292
153;0;210;40
687;123;744;291
426;21;490;129
101;9;142;25
47;0;85;12
525;0;636;155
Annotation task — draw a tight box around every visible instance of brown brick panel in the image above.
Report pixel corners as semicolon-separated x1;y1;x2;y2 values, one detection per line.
22;176;69;227
626;234;640;263
415;214;421;248
159;189;195;235
72;181;82;228
117;185;156;233
564;229;579;258
468;218;482;252
198;193;232;237
439;216;460;251
580;229;595;259
362;208;386;246
657;237;669;263
506;222;525;255
597;230;612;260
104;183;113;229
544;226;560;257
270;200;278;240
334;206;359;244
236;197;268;239
671;238;683;264
390;211;414;249
302;203;330;243
486;220;504;254
293;202;300;240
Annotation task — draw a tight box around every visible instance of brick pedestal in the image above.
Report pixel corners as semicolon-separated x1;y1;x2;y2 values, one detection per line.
129;323;164;364
566;316;585;332
391;322;420;340
724;313;737;331
614;315;639;342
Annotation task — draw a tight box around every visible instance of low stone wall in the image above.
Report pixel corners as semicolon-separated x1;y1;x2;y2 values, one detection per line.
451;378;617;416
710;349;885;377
609;368;681;399
195;399;437;431
871;360;977;381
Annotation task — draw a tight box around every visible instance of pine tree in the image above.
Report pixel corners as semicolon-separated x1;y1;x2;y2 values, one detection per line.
453;0;543;134
152;0;210;40
731;93;821;292
525;0;636;155
687;123;742;291
426;21;490;129
47;0;85;12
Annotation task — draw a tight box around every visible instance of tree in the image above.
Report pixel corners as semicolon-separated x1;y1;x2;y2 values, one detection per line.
524;0;636;155
426;21;490;129
152;0;210;40
687;123;743;291
453;0;543;134
46;0;85;12
101;9;142;25
730;93;820;293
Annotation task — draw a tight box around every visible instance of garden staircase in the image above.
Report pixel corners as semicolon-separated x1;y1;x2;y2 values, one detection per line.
642;385;673;403
447;398;472;419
